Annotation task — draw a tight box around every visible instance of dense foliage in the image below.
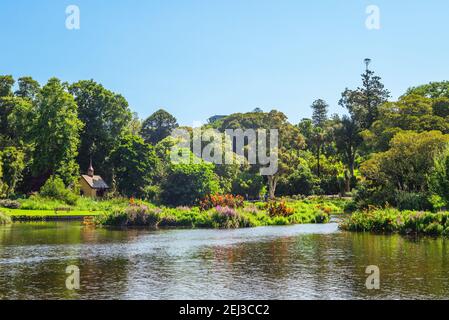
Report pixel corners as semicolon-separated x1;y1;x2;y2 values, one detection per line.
2;61;449;218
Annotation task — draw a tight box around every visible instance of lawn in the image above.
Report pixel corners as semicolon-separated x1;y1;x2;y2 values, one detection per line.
2;208;104;217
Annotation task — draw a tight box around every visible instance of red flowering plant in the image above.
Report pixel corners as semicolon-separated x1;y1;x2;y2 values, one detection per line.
266;201;294;217
200;194;245;211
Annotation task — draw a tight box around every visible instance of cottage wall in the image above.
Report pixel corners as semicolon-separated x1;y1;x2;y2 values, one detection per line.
79;177;97;198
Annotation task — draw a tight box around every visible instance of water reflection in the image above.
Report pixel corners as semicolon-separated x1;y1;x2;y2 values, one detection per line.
0;222;448;299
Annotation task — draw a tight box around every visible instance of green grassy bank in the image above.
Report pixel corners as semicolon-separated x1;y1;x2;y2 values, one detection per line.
340;208;449;236
0;196;348;227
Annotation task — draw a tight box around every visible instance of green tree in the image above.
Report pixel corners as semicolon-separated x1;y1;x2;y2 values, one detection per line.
339;59;390;129
361;131;449;192
364;94;449;151
0;96;35;145
69;80;132;181
15;76;40;101
406;81;449;99
140;109;179;145
161;159;221;206
276;156;319;196
311;99;329;128
0;75;14;97
0;147;25;196
216;110;305;198
428;147;449;208
32;78;83;187
110;134;159;198
333;115;363;178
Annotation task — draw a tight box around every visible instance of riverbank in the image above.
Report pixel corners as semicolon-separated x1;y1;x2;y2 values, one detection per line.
1;196;348;226
340;208;449;236
94;200;336;228
1;208;103;220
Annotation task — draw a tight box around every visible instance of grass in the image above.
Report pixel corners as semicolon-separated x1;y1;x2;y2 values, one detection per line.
340;208;449;236
16;195;132;211
2;208;104;217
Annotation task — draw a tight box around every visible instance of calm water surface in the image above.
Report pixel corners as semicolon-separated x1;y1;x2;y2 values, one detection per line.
0;221;448;300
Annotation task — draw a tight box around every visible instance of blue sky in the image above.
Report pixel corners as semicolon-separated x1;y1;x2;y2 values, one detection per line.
1;0;448;125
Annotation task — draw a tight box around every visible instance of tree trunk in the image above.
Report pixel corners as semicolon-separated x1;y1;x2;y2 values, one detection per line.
317;146;321;177
268;175;278;200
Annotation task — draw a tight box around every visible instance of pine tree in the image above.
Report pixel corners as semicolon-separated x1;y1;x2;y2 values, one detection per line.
311;99;329;128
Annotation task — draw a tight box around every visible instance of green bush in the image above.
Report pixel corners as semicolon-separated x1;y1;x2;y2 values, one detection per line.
161;161;221;206
231;171;266;199
210;206;253;229
428;147;449;208
394;191;432;211
0;199;21;209
0;211;12;224
340;208;449;236
96;205;161;227
39;176;78;206
276;164;319;196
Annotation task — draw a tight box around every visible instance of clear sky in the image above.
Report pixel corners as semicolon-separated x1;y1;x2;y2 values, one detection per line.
1;0;448;125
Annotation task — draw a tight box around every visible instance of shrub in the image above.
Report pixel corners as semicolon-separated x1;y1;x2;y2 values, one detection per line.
343;201;358;213
39;176;78;206
161;161;221;206
96;204;161;227
0;199;21;209
0;211;12;224
313;211;330;223
159;207;208;228
428;147;449;208
210;206;252;229
200;194;244;211
266;201;294;217
340;208;449;236
231;171;266;199
276;164;319;196
395;191;432;211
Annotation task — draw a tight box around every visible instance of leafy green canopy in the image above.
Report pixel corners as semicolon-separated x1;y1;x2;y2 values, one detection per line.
32;78;83;187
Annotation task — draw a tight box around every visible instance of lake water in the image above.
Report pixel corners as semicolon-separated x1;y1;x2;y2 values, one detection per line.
0;221;448;300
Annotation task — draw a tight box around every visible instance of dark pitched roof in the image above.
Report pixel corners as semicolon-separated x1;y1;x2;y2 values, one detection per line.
81;175;109;189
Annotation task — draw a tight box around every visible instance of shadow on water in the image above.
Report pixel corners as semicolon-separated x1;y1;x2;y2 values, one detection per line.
0;221;448;299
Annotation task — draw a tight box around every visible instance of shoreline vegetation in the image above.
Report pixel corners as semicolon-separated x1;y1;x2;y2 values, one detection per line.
3;195;449;237
3;196;449;238
0;195;345;227
340;208;449;237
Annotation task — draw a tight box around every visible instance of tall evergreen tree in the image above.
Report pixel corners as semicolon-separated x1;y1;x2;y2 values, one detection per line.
311;99;329;128
339;59;390;129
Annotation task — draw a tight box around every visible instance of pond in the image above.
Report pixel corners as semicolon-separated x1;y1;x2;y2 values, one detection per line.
0;221;448;299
